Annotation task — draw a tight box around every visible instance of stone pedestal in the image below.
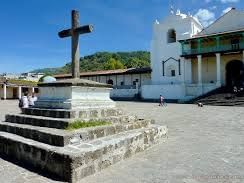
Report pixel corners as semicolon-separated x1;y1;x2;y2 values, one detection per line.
35;78;116;109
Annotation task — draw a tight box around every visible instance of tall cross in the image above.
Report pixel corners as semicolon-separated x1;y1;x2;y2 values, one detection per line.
58;10;93;79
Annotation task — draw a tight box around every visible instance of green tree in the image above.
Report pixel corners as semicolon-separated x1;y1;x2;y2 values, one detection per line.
104;58;124;70
30;51;150;74
126;58;150;68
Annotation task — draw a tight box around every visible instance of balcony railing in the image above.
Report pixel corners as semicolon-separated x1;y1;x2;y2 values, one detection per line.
182;43;244;56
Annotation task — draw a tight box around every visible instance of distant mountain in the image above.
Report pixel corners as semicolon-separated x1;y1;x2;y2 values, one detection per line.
31;68;62;75
31;51;150;75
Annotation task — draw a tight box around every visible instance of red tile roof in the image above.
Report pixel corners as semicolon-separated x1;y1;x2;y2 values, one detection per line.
54;67;151;79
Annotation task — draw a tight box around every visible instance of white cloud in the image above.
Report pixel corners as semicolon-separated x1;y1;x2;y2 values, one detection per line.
210;6;217;10
194;9;215;27
222;7;232;15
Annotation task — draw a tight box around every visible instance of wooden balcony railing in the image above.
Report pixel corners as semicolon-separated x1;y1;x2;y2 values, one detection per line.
182;43;244;56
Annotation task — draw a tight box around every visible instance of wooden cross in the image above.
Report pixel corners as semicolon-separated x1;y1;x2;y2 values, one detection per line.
58;10;93;79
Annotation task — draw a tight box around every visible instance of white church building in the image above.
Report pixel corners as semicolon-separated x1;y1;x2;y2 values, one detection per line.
141;8;244;101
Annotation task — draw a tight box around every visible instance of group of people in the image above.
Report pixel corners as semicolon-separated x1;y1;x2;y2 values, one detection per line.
233;86;244;94
19;92;38;108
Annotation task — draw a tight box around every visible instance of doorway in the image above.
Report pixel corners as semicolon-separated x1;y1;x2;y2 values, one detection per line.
226;60;244;89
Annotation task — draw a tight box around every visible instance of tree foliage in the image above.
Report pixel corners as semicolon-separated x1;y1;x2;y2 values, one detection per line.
31;51;150;75
104;58;124;70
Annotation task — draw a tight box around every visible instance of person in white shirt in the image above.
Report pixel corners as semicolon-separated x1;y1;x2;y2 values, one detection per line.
28;93;38;107
21;92;29;108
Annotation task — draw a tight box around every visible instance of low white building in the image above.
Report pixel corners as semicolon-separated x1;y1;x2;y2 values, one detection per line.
55;67;151;99
0;79;38;100
19;72;45;82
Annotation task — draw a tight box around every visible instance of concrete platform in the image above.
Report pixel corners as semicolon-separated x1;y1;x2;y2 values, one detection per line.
0;101;168;182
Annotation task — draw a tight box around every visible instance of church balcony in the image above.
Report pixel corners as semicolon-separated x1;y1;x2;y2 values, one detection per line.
181;42;244;58
180;30;244;58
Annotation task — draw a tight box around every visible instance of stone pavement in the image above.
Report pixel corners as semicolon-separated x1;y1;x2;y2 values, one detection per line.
1;100;244;183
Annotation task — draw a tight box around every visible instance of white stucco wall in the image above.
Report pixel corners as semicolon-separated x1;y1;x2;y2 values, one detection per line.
79;73;151;99
81;73;151;87
185;84;217;97
141;84;185;100
110;89;138;98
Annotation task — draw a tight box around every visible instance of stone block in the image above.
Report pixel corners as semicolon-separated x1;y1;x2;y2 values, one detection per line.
74;165;96;181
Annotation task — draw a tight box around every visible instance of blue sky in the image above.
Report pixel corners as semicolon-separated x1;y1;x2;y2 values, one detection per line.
0;0;243;73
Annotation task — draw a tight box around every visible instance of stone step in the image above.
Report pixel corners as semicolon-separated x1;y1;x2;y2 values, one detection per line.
5;114;71;129
0;124;168;182
199;99;244;103
5;113;139;129
200;100;244;105
21;107;124;119
0;121;68;146
0;119;153;146
205;103;244;106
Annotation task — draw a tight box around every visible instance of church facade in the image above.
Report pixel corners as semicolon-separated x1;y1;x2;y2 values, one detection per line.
141;8;244;101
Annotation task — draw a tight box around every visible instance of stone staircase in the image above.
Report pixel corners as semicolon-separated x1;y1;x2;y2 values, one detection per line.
0;107;168;182
194;87;244;106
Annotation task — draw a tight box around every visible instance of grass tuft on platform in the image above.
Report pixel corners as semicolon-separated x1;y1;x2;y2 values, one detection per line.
65;120;112;130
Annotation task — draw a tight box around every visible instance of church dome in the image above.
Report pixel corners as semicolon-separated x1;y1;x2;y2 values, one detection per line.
41;76;57;83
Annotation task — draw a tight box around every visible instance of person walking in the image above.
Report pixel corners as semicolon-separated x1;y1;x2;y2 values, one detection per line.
159;95;167;107
159;95;163;106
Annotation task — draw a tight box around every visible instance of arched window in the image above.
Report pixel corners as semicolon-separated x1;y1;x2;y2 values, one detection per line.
107;79;113;85
167;29;176;43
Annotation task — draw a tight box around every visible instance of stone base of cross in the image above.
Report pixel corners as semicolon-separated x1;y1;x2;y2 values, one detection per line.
35;78;116;109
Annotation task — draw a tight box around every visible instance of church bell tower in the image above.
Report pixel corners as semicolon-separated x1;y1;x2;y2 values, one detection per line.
150;8;203;85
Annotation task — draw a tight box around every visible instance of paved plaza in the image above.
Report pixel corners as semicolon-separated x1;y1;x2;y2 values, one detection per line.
0;100;244;183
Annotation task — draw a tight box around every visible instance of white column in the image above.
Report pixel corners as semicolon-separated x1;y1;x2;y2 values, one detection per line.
197;55;202;85
3;84;7;100
216;53;221;86
185;59;192;84
180;58;185;83
18;86;22;99
32;87;35;93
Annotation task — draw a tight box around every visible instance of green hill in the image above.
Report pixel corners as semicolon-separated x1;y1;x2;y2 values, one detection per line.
31;51;150;75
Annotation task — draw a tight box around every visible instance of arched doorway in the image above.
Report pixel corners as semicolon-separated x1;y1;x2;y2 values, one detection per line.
226;60;244;89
